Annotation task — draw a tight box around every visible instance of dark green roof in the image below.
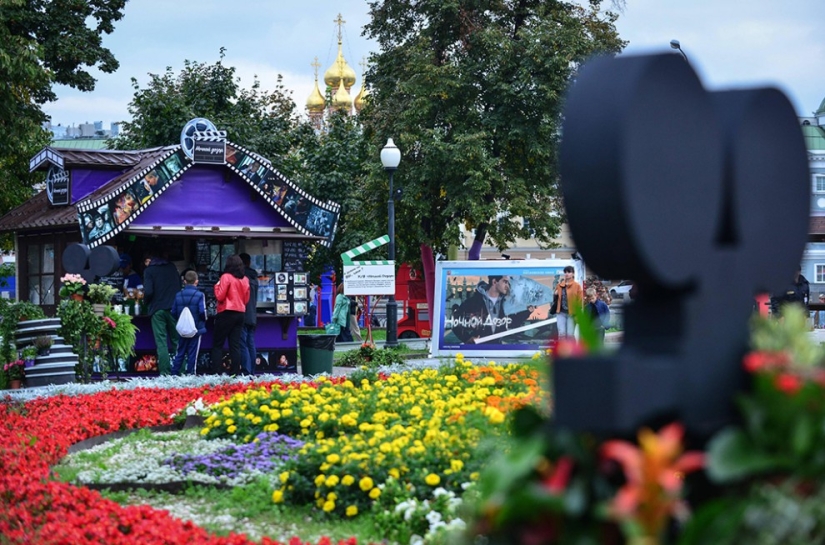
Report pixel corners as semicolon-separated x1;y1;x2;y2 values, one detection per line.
817;96;825;115
51;138;109;150
803;123;825;151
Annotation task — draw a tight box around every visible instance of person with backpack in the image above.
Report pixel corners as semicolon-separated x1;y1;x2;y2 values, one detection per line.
170;270;207;375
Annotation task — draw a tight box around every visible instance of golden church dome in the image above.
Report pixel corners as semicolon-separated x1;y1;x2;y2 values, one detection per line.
306;79;326;114
324;46;357;90
353;85;368;113
332;79;352;112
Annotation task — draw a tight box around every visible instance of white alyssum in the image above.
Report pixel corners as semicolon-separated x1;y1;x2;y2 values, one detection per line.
64;429;262;487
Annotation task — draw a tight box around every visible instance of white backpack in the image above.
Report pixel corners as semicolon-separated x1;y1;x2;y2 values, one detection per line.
175;294;198;338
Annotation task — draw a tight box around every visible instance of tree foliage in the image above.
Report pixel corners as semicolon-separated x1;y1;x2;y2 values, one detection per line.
0;0;126;224
361;0;626;260
110;49;304;173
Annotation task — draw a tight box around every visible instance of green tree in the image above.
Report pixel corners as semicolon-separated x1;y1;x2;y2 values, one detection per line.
361;0;626;263
0;0;126;226
110;49;304;173
292;111;372;283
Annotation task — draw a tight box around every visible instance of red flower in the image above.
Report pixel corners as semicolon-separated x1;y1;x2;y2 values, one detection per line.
774;373;803;395
541;456;574;494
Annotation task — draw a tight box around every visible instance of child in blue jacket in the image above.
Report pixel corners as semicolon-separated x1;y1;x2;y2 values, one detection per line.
171;270;207;375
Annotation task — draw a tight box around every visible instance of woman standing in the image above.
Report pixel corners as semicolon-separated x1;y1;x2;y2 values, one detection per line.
331;283;353;342
211;255;250;374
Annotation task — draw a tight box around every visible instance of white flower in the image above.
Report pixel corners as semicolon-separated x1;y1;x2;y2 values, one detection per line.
425;510;443;525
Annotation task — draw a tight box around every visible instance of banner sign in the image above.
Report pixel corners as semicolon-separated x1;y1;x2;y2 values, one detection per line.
76;149;190;247
226;143;340;247
341;235;395;295
431;259;585;357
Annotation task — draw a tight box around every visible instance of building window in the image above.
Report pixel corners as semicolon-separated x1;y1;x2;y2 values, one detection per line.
816;264;825;283
27;243;55;304
814;175;825;194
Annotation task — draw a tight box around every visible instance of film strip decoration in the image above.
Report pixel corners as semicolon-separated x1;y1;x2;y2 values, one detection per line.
76;148;190;248
342;235;391;265
225;143;340;247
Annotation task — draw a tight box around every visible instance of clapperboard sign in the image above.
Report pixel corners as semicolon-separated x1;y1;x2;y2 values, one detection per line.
192;130;227;164
342;235;395;296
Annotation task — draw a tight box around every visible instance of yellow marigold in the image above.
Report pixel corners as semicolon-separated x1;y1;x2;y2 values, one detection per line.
272;489;284;503
327;492;338;501
200;427;209;436
325;475;340;487
450;459;464;472
369;487;381;499
315;474;326;486
226;425;237;434
425;473;441;486
359;476;374;491
388;468;400;479
279;471;290;484
346;505;358;517
224;418;234;426
322;500;336;512
326;453;341;464
342;475;355;486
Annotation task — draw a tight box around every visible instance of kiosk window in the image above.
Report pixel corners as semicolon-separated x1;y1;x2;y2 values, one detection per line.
27;243;55;305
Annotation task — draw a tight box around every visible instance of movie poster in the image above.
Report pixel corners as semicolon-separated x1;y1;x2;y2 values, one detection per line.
431;260;585;358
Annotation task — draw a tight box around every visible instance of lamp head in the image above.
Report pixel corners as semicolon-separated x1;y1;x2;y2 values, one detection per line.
381;138;401;171
670;39;681;50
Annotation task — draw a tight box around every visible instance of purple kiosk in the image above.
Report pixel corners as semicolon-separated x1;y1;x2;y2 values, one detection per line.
0;119;339;376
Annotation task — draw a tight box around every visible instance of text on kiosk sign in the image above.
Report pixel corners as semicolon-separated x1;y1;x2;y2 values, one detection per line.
343;264;395;295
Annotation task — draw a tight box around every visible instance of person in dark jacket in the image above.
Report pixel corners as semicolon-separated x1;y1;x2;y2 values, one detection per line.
238;253;259;375
143;251;181;375
170;270;207;375
211;255;250;375
585;287;611;343
770;266;810;315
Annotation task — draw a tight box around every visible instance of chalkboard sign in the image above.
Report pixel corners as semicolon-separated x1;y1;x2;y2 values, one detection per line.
196;239;211;266
197;270;221;316
282;241;307;272
98;272;125;303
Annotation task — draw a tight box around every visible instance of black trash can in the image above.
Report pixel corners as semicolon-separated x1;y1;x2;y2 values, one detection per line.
298;334;336;375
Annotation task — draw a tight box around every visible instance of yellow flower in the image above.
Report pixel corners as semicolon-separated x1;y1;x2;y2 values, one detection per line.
342;475;355;486
326;453;341;464
322;500;336;512
388;468;400;479
327;492;338;501
450;459;464;472
359;476;374;491
279;471;290;484
425;473;441;486
272;489;284;503
199;427;209;436
346;505;358;517
325;475;340;487
226;425;237;434
369;487;381;499
315;474;326;486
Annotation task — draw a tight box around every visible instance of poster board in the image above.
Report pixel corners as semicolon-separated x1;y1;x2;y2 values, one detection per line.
432;259;585;358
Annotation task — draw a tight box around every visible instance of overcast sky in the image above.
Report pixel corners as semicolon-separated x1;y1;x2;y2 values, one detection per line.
42;0;825;128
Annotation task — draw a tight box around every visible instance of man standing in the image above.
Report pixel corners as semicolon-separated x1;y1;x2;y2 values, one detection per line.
770;266;809;315
143;251;180;375
553;266;583;340
238;253;259;375
349;295;362;342
450;275;533;343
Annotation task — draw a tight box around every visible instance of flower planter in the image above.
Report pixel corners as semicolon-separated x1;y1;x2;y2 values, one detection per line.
23;358;35;368
10;379;22;389
37;348;50;357
92;304;106;317
71;294;84;302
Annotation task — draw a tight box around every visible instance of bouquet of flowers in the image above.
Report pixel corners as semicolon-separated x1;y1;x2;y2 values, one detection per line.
58;273;87;298
4;359;25;381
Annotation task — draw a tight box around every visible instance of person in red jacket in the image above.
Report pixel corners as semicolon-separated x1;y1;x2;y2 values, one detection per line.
211;254;250;375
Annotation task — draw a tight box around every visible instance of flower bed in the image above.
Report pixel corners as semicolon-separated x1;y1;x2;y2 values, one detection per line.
0;378;363;544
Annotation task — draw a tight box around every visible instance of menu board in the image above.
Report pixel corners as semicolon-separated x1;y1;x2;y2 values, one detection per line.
282;241;307;272
195;239;211;266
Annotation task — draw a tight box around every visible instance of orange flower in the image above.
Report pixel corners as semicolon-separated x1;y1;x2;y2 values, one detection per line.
601;422;704;538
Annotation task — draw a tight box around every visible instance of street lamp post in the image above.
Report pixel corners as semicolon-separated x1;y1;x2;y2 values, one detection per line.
669;39;689;63
381;138;401;347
